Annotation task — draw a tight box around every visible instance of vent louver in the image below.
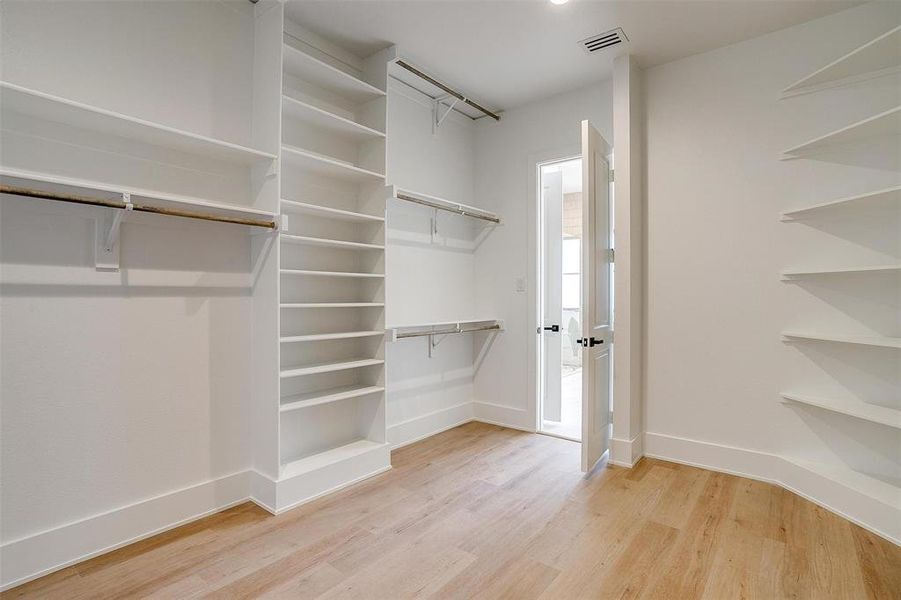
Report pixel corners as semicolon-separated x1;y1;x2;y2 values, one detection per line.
579;28;628;53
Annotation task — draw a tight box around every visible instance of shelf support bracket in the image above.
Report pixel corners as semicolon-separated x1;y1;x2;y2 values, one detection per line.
95;192;132;271
433;95;460;134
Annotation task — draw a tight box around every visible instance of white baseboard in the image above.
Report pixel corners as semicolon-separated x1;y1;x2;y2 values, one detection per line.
610;434;643;467
473;401;530;430
0;470;252;591
388;402;475;449
644;432;900;546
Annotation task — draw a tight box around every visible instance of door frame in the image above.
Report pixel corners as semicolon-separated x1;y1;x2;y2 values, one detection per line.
528;145;581;436
535;154;581;442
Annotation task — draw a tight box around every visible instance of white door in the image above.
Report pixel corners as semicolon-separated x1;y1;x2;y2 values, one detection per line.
581;120;612;473
542;170;563;423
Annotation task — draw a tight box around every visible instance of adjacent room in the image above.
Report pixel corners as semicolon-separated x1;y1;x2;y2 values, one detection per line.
1;0;898;596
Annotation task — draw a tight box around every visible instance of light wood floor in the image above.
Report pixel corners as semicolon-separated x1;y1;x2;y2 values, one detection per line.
5;422;900;599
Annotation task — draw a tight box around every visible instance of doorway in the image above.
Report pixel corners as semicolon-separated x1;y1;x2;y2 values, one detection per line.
539;157;584;442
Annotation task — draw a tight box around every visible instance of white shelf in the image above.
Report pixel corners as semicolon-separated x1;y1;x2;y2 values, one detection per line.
280;233;384;251
280;269;384;278
781;185;901;220
782;331;901;349
391;185;500;224
781;393;901;429
0;167;277;222
280;302;384;309
781;106;901;158
280;357;384;378
280;385;385;413
281;439;387;480
782;264;901;278
282;95;385;140
282;43;386;103
784;457;900;509
0;81;276;165
280;331;383;343
282;145;385;182
783;26;901;96
281;199;384;222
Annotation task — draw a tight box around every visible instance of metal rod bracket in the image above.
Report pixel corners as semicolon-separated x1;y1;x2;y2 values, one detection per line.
95;192;132;271
432;96;461;133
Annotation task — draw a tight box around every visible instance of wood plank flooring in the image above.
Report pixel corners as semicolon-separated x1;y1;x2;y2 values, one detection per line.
5;422;900;599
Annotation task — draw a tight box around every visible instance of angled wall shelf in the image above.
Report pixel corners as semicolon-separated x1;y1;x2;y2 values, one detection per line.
781;264;901;278
782;331;901;349
391;186;500;224
782;26;901;97
280;331;384;343
282;43;386;103
781;106;901;158
781;185;901;220
0;82;277;165
280;302;385;309
781;393;901;430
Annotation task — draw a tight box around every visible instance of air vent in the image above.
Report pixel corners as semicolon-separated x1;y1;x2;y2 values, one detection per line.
579;28;628;53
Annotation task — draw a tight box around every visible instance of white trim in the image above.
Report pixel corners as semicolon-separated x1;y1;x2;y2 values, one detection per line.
273;465;392;515
644;432;901;545
0;471;251;591
610;434;643;467
387;402;475;448
474;400;531;431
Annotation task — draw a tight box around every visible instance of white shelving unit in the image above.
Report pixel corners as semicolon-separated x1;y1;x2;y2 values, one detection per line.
780;24;901;529
782;25;901;96
259;12;395;511
781;393;901;429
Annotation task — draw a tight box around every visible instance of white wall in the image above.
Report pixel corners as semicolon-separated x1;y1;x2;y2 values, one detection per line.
384;79;480;445
0;0;259;588
473;81;613;430
643;1;900;541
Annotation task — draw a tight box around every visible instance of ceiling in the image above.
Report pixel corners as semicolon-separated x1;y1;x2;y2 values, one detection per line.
285;0;861;113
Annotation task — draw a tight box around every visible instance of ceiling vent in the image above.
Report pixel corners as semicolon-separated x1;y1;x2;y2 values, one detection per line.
579;28;628;54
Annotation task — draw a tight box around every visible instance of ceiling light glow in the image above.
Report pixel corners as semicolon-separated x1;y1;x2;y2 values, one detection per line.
550;0;570;5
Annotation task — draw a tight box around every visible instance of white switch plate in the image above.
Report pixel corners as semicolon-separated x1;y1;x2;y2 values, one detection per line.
515;277;526;292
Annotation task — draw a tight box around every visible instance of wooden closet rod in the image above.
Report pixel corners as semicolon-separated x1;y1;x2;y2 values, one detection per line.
0;184;278;230
395;60;501;121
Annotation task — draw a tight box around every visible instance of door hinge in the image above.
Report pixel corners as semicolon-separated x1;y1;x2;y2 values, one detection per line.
605;248;615;263
609;169;614;182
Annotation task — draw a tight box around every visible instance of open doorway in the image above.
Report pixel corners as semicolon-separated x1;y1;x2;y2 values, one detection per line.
538;157;583;441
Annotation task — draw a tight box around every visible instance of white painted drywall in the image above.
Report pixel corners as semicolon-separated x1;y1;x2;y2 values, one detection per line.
0;0;255;146
384;78;479;445
643;1;899;539
473;82;614;430
0;0;258;587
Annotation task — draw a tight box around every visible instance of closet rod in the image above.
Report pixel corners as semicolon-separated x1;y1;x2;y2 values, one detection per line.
394;60;501;121
395;192;500;224
0;185;278;230
395;323;502;339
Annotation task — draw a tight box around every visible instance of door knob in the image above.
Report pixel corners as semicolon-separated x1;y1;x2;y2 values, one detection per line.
579;337;604;347
543;325;560;332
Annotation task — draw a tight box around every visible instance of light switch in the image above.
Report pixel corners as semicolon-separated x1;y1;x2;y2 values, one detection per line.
515;277;526;292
